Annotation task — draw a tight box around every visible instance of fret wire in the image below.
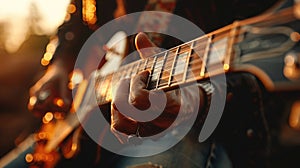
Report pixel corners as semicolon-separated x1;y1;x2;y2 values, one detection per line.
158;56;203;85
129;34;234;90
159;49;175;87
165;60;203;78
158;66;203;87
155;74;160;89
147;55;158;88
147;35;230;77
192;38;209;49
170;73;184;86
97;24;244;93
156;51;168;89
193;45;229;57
150;53;167;77
161;24;242;57
185;66;202;79
146;57;154;70
177;43;192;53
183;41;194;82
187;59;204;78
154;51;202;77
200;35;212;77
224;22;239;71
191;49;205;55
162;36;204;55
148;55;157;79
161;60;173;69
155;59;230;89
168;47;180;86
187;37;241;65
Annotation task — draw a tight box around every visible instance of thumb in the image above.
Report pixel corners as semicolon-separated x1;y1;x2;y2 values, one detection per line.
135;32;160;59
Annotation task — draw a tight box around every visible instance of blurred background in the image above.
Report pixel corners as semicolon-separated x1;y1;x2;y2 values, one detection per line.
0;0;70;157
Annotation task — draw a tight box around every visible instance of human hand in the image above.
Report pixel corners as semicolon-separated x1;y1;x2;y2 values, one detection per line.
28;62;72;117
111;32;182;143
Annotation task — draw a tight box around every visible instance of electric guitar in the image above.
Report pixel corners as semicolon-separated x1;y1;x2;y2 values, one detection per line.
1;4;300;168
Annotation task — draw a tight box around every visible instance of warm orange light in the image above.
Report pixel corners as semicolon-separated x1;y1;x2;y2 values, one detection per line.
69;69;83;89
37;132;48;140
54;98;64;107
54;112;64;119
46;43;57;53
82;0;97;25
70;69;83;84
289;101;300;130
284;54;295;66
290;32;300;42
71;143;78;151
65;13;71;22
43;112;54;123
28;96;37;110
25;154;34;163
89;17;97;24
68;4;76;14
43;52;53;61
41;58;50;66
200;71;205;77
284;67;294;76
223;64;230;71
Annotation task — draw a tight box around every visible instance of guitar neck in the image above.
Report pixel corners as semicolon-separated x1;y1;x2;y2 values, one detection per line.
94;5;298;106
95;26;238;105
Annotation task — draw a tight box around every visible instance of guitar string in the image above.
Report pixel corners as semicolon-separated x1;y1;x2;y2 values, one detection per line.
95;29;236;95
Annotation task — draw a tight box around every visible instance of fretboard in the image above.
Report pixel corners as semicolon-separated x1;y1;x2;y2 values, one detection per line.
94;22;241;105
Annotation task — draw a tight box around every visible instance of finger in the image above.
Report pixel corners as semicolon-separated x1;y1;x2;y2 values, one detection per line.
111;78;138;135
135;32;160;59
129;71;151;110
